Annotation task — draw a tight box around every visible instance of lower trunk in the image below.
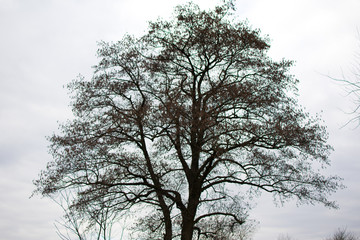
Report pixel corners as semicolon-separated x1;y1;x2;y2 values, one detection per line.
181;175;201;240
181;214;195;240
181;197;199;240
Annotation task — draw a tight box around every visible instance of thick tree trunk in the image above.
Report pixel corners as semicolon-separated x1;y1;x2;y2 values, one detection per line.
181;183;200;240
181;211;196;240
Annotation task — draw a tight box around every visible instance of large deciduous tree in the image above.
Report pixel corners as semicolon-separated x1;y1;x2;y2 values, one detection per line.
34;2;342;239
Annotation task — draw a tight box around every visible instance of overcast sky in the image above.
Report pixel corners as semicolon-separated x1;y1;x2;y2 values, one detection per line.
0;0;359;239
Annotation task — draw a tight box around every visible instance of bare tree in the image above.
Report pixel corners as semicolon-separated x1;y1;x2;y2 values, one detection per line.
325;228;359;240
52;189;121;240
277;233;297;240
330;31;360;127
34;1;342;239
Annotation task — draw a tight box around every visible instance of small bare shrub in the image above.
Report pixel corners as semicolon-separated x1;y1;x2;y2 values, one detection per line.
277;233;296;240
325;228;359;240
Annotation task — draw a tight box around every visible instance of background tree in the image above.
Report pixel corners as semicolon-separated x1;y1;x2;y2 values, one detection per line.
34;2;342;239
330;31;360;127
277;234;297;240
52;189;124;240
325;228;359;240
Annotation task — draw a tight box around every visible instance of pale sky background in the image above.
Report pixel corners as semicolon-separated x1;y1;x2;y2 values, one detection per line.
0;0;359;239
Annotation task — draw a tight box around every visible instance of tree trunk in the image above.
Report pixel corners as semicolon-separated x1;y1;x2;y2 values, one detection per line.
181;184;200;240
162;206;172;240
181;212;195;240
